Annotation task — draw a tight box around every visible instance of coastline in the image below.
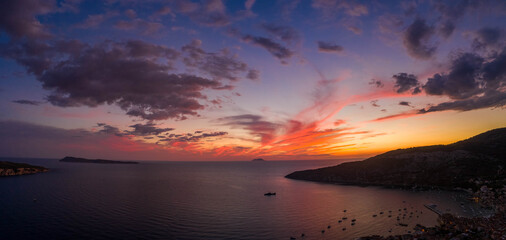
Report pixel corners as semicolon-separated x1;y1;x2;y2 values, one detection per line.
356;182;506;239
0;161;48;177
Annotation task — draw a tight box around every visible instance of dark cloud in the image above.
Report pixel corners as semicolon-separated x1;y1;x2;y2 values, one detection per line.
482;47;506;88
217;114;280;144
3;39;252;121
392;73;420;94
420;90;506;113
424;53;483;99
227;27;294;63
96;123;124;136
420;48;506;113
96;122;174;137
182;39;258;81
12;99;42;105
124;40;179;60
261;23;300;45
1;39;86;75
472;28;503;51
399;101;411;107
127;122;174;136
369;79;384;88
317;41;344;54
0;0;55;39
246;69;260;80
403;18;436;59
241;34;294;63
160;131;227;142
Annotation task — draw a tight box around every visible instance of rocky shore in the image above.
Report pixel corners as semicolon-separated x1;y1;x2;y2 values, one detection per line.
0;161;48;177
285;128;506;239
358;184;506;239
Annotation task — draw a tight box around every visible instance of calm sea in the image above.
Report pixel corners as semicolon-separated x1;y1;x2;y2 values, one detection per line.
0;158;490;240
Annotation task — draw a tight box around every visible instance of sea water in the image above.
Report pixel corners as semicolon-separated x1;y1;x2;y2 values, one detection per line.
0;158;490;240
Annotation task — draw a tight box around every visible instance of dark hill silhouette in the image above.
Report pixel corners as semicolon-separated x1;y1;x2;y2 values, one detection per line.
60;156;139;164
286;128;506;189
0;161;48;176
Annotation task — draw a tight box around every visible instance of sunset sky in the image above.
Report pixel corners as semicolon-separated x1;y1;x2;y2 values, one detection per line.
0;0;505;161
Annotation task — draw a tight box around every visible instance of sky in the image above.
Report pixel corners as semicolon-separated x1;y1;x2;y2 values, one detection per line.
0;0;505;161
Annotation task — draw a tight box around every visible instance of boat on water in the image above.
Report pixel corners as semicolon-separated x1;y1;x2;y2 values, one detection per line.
264;192;276;196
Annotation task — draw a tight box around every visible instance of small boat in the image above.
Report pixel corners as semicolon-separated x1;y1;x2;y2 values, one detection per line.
398;223;408;227
264;192;276;196
342;217;348;220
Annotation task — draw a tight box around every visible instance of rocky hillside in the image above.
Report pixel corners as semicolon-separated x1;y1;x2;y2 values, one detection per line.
286;128;506;190
0;161;48;177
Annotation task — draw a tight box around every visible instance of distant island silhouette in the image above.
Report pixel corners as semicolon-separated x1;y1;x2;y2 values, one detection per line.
251;158;265;162
60;156;139;164
286;127;506;190
0;161;48;177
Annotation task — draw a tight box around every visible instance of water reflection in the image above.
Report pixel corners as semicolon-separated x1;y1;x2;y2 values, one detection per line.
0;159;490;240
